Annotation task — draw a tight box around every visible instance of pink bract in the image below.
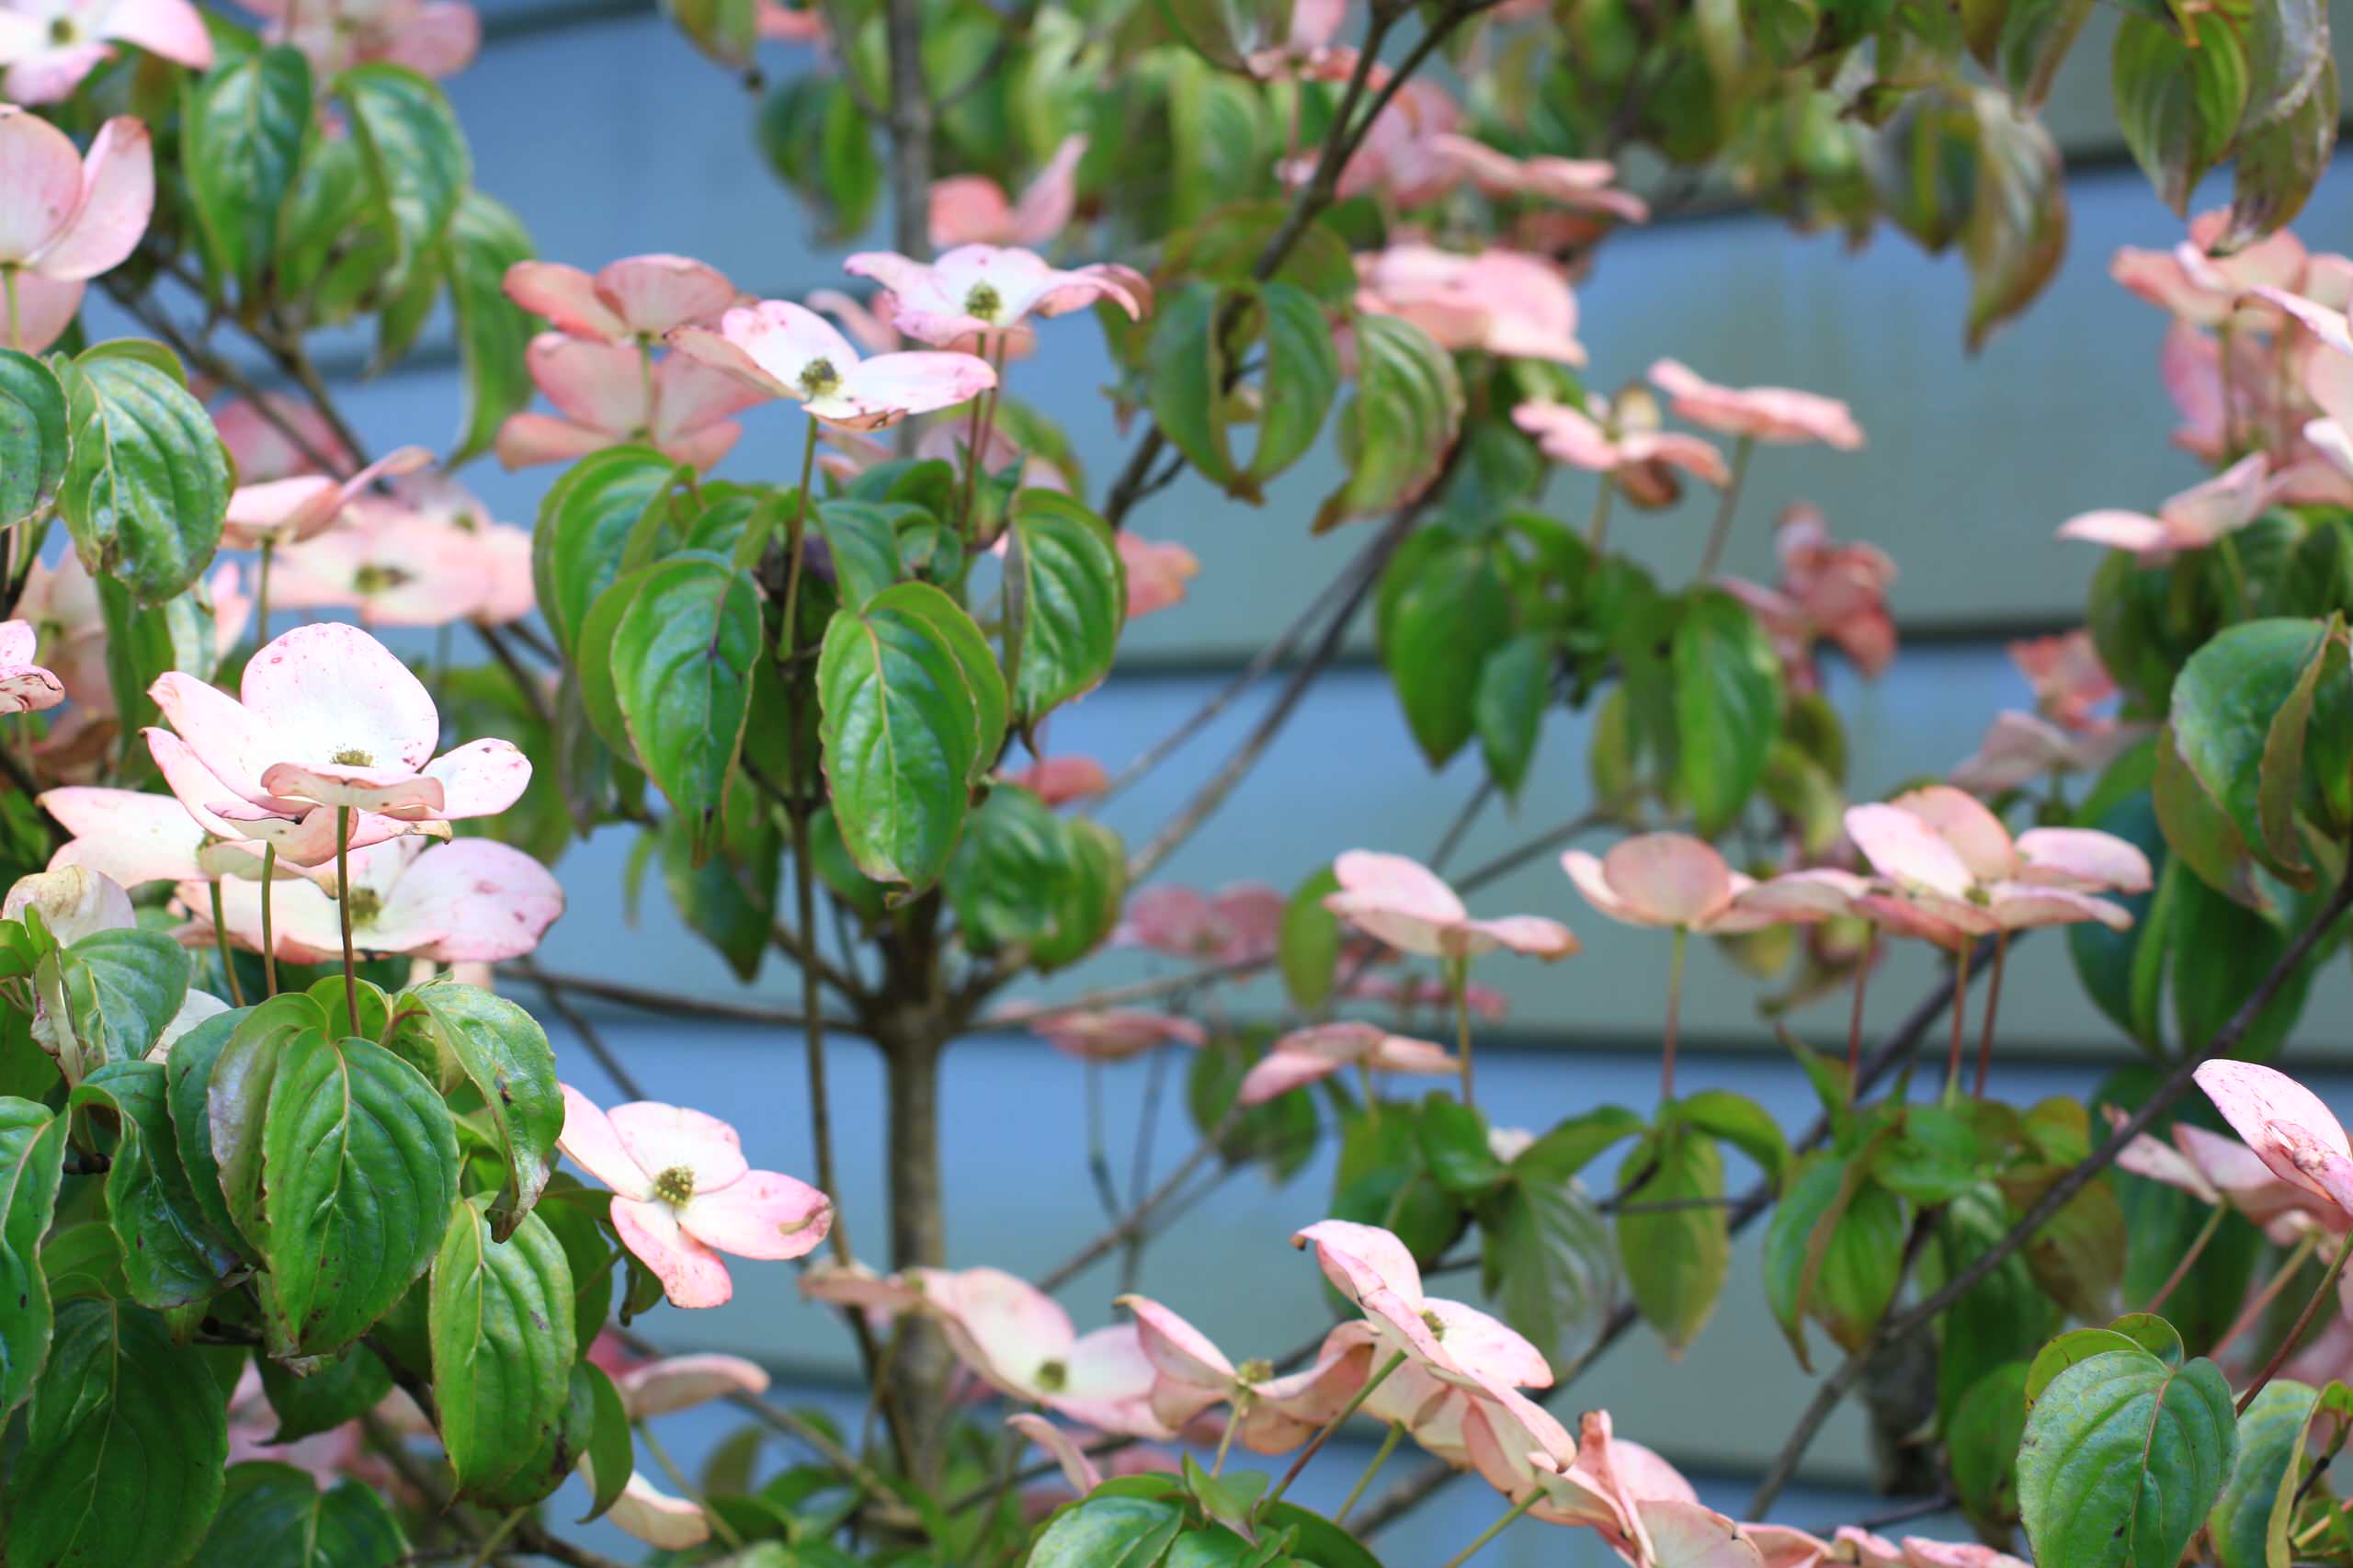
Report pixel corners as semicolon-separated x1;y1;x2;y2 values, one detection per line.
504;253;737;342
558;1085;833;1309
1117;1293;1371;1452
496;331;765;471
1291;1219;1552;1400
929;136;1086;249
1648;358;1864;449
1324;848;1578;961
1515;399;1729;488
1006;754;1109;807
669;299;996;431
2058;452;2275;561
2195;1061;2353;1218
190;835;562;964
222;446;433;550
1563;834;1793;934
1028;1008;1207;1062
1358;244;1586;365
1237;1021;1456;1104
1843;785;2147;942
0;110;153;350
0;0;210;104
1119;533;1199;619
0;619;63;714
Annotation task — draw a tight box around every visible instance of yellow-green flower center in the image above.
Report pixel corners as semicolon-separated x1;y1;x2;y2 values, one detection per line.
344;886;383;926
1035;1358;1068;1392
654;1165;697;1205
1237;1358;1273;1386
331;747;374;766
798;357;841;397
353;563;413;595
1421;1309;1447;1340
963;281;1004;322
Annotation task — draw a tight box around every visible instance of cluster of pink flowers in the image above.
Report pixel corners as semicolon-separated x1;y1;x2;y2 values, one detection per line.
1721;506;1896;693
1949;630;2142;796
232;0;480;79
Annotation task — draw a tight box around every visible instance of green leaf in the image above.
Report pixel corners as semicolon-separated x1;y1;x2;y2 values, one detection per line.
1029;1495;1187;1567
612;554;762;855
1763;1150;1901;1370
1996;0;2092;108
534;445;676;656
1949;1362;2030;1538
257;1034;460;1357
6;1297;229;1568
2172;867;2317;1063
47;927;192;1080
1474;632;1552;801
0;347;69;529
1615;1121;1728;1355
1376;528;1513;767
1677;1089;1790;1187
190;1463;406;1568
2224;0;2336;245
445;191;534;465
1961;89;2070;351
201;992;329;1255
1479;1132;1616;1369
57;345;232;605
1672;589;1784;835
2172;617;2337;886
816;583;996;890
1155;0;1290;71
2208;1378;2320;1568
884;578;1009;777
1147;283;1236;491
814;498;906;612
67;1062;239;1311
429;1197;577;1497
1278;868;1341;1012
464;1360;600;1508
336;63;471;268
397;981;562;1240
1938;1186;2062;1428
1314;313;1464;532
2112;11;2250;215
182;47;313;296
2018;1346;2237;1568
658;803;776;983
0;1098;67;1416
946;785;1123;971
665;0;756;65
2154;721;2264;908
579;1362;631;1522
1004;490;1125;728
1418;1094;1504;1198
258;1345;393;1445
2069;749;2171;1054
1145;281;1338;501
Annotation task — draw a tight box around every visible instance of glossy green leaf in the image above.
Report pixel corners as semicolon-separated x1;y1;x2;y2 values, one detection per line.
67;1062;239;1311
45;927;191;1079
429;1197;576;1496
1004;490;1125;727
2209;1378;2320;1568
1763;1150;1901;1370
336;62;471;267
814;497;906;611
612;553;762;853
6;1297;229;1568
445;191;534;464
257;1034;460;1357
816;583;995;889
1314;312;1463;532
398;981;563;1239
2154;721;2263;908
201;993;329;1255
1672;589;1784;835
533;444;676;655
1377;527;1512;767
1478;1131;1616;1370
1029;1494;1187;1567
2112;11;2250;215
1615;1121;1728;1355
182;48;313;295
1278;867;1340;1011
2224;0;2336;245
2171;617;2338;887
579;1361;631;1522
946;784;1123;971
1474;632;1552;801
1948;1361;2030;1538
0;1098;67;1417
2018;1346;2236;1568
189;1463;405;1568
57;345;232;605
0;347;68;529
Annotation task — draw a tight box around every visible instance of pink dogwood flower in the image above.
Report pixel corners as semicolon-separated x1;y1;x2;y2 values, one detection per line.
1358;244;1586;365
1843;785;2148;942
0;0;209;100
1324;849;1578;961
211;394;354;483
1028;1008;1207;1062
1647;358;1864;449
0;619;63;713
2057;452;2275;561
2195;1061;2353;1219
1237;1021;1456;1105
1948;711;2142;797
150;622;531;819
1291;1220;1552;1399
1561;835;1798;934
557;1085;833;1309
504;253;737;342
1308;82;1461;206
240;0;480;78
0;109;151;352
1515;398;1728;492
1721;506;1897;691
669;299;996;430
194;835;561;963
1119;533;1199;619
2109;1106;2343;1242
1117;1293;1373;1450
222;446;433;551
844;244;1145;348
1114;881;1282;962
269;495;492;628
143;711;442;872
929;136;1087;249
40;769;299;888
891;1266;1166;1435
495;332;766;470
2012;630;2115;730
1435;134;1649;222
2111;213;2308;327
1005;754;1108;807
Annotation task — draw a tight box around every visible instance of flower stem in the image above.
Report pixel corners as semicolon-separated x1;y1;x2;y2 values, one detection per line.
639;1418;744;1550
1335;1421;1402;1524
1267;1350;1406;1506
335;806;358;1035
1696;435;1754;580
1972;929;2008;1098
255;540;273;649
1940;941;1972;1103
1357;1059;1381;1133
461;1508;526;1568
1450;960;1474;1108
1209;1399;1242;1478
2216;1230;2322;1361
782;419;821;656
1438;1490;1540;1568
1662;925;1688;1105
1845;926;1877;1102
258;844;279;998
207;881;245;1008
1586;479;1614;552
2143;1204;2228;1316
2239;1237;2353;1415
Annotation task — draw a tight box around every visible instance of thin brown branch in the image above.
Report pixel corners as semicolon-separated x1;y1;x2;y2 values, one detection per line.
498;965;868;1033
1743;869;2353;1517
1035;1106;1242;1292
516;954;649;1100
881;0;934;262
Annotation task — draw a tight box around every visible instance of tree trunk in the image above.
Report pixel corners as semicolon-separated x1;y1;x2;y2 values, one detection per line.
883;1019;950;1479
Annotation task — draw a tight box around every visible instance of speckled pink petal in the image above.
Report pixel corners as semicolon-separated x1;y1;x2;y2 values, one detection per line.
23;116;149;280
1117;1294;1237;1389
808;350;996;429
602;1469;711;1549
938;1267;1075;1391
423;737;532;821
1891;785;2015;883
1643;1501;1768;1568
375;836;563;962
1984;881;2131;933
614;1198;734;1308
617;1352;769;1419
526;332;648;433
1009;1412;1102;1492
1607;834;1736;926
1845;803;1976;900
1292;1218;1424;1306
2197;1060;2353;1212
494;411;611;469
1449;914;1578;960
39;787;206;887
607;1099;750;1193
243;622;439;775
1422;1296;1551;1390
596;253;736;338
679;1168;831;1261
2014;827;2153;894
